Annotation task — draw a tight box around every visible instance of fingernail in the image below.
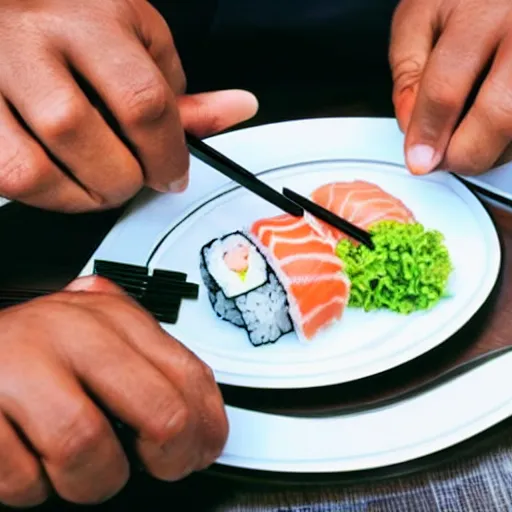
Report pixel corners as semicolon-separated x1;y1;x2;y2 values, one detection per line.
64;276;98;291
406;144;439;175
64;275;124;294
169;175;189;193
153;184;169;193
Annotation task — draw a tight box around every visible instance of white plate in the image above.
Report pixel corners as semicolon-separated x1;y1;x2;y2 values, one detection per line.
145;159;500;389
79;118;508;472
219;349;512;472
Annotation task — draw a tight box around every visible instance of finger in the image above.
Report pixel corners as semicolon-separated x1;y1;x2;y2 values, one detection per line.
96;298;228;471
0;55;143;207
135;1;187;94
0;343;129;504
43;291;198;481
441;36;512;175
71;292;228;477
178;90;259;138
389;0;436;134
175;90;259;191
62;31;188;193
0;413;48;508
0;95;101;212
404;6;506;175
53;302;190;448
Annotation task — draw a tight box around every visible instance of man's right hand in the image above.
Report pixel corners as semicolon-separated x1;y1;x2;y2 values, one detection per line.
0;0;258;212
0;276;228;508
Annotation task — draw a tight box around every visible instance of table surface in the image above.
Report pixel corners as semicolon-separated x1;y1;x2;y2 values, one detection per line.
1;49;512;511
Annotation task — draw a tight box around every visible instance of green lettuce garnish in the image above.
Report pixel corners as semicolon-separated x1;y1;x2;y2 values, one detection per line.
335;221;453;314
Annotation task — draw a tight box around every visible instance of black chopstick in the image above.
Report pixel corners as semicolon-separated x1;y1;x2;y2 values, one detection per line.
185;134;377;248
146;278;199;299
0;260;199;325
94;259;147;275
282;187;375;249
152;269;187;281
95;273;198;299
185;133;303;217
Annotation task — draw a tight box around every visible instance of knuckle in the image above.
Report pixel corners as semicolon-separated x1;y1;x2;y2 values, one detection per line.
0;145;46;199
199;361;216;385
144;396;190;443
196;359;217;389
50;409;108;468
423;78;460;112
186;96;224;136
121;78;169;126
389;52;423;89
34;92;89;143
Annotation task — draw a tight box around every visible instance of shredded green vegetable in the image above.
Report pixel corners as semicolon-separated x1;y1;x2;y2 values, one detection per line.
335;221;453;314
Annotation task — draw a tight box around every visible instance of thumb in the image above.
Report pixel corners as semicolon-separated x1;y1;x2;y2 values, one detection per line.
177;89;259;138
64;275;126;294
389;1;435;134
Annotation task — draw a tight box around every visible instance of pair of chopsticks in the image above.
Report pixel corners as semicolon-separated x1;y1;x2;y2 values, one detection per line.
186;133;375;249
92;260;199;324
0;260;199;324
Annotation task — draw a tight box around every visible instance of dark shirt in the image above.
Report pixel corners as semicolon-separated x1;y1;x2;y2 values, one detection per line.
148;0;399;95
150;0;399;34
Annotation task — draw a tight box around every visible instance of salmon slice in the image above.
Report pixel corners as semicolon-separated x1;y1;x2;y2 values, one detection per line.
310;180;415;243
250;214;350;341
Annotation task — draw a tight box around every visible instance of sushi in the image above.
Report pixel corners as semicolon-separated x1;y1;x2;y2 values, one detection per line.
199;179;447;347
250;214;351;341
309;180;415;244
199;231;293;346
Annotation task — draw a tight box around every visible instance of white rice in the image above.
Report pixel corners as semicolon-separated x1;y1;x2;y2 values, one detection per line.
235;273;293;346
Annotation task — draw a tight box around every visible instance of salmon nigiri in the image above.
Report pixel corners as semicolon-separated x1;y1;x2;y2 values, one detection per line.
309;180;415;243
250;214;350;341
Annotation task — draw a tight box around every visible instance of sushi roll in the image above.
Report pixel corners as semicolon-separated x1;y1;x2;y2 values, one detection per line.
199;231;293;346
